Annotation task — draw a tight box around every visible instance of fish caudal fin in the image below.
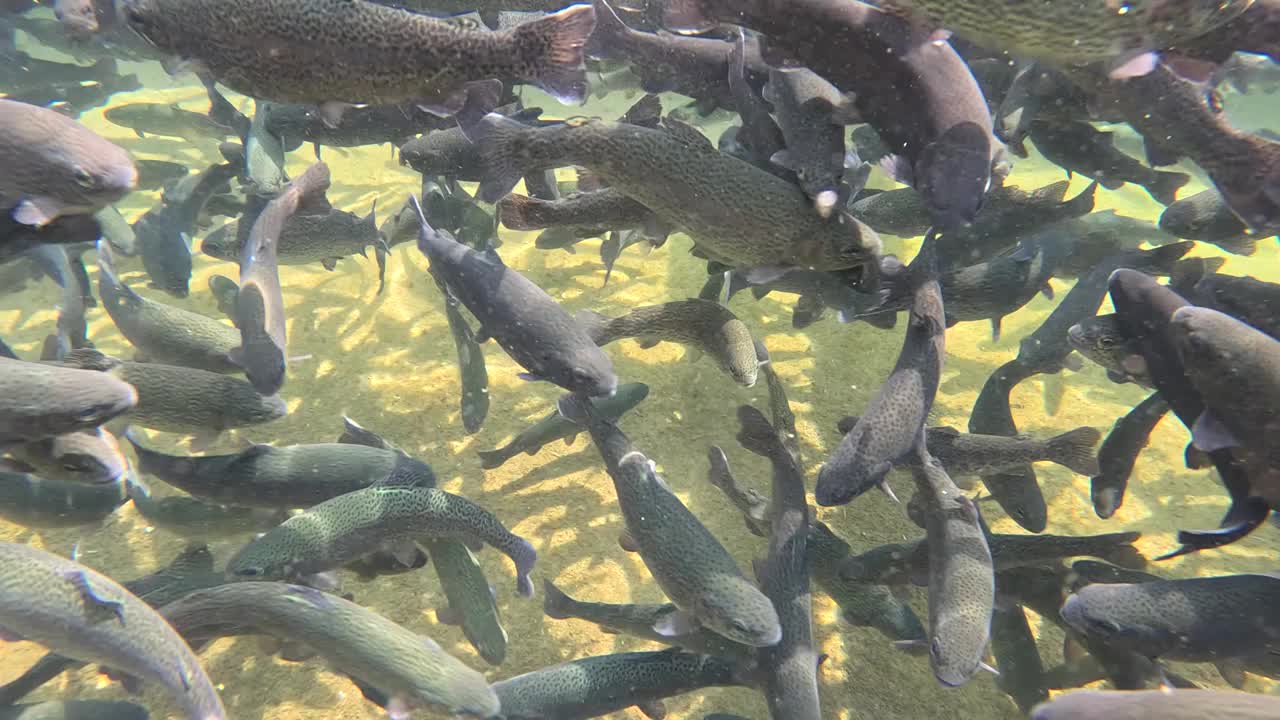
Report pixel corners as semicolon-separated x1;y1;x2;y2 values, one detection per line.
1147;170;1191;206
1101;532;1147;569
473;113;531;203
476;447;511;470
735;405;782;459
1047;426;1101;476
515;4;597;106
541;579;575;618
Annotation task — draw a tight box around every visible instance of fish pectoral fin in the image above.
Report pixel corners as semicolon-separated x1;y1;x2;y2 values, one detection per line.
637;700;667;720
1191;411;1241;453
62;569;125;625
385;540;424;569
320;257;339;271
651;608;697;638
618;528;639;553
385;695;413;720
12;195;65;227
636;337;661;350
517;372;549;383
563;432;579;447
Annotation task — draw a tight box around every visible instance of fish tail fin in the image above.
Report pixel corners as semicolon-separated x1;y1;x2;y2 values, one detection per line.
514;4;596;106
1131;240;1194;276
735;405;782;459
472;113;531;203
542;579;576;619
1102;532;1147;568
476;447;511;470
1046;426;1101;476
122;430;181;480
497;193;549;230
167;543;216;575
1148;170;1191;206
1066;179;1099;213
511;537;537;598
572;308;611;345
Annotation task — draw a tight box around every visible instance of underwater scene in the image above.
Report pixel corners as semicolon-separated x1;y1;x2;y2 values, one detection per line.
1;1;1279;719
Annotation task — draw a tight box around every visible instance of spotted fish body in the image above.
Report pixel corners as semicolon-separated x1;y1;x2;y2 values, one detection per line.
424;539;508;666
160;582;499;718
226;485;537;597
476;383;649;469
575;300;760;386
118;0;597;110
492;650;747;720
0;543;225;720
474;113;881;273
126;435;433;508
96;240;241;374
0;472;127;529
876;0;1253;74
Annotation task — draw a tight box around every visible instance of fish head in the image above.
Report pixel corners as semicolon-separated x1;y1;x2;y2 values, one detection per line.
563;350;618;398
1169;306;1238;372
54;0;98;39
66;375;139;428
250;393;290;424
47;427;128;484
49;135;137;216
1060;585;1156;651
929;634;979;688
116;0;170;47
697;583;782;648
916;121;995;232
224;537;290;583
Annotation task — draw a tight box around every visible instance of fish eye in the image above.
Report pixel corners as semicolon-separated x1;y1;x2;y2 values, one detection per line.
72;168;95;189
62;460;88;472
121;4;147;26
1087;617;1122;635
729;619;750;635
1098;336;1117;350
237;566;262;577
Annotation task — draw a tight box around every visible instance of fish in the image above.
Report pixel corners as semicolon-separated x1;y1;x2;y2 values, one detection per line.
159;582;499;718
575;300;760;386
410;192;617;397
991;604;1048;714
0;545;226;707
902;445;994;688
423;538;507;666
541;580;756;663
126;432;436;509
206;275;240;325
763;68;855;217
94;206;139;257
705;445;771;538
1030;689;1280;720
841;531;1144;585
0;701;149;720
60;349;285;445
266;101;459;155
722;30;788;181
1080;64;1280;234
1090;393;1170;519
1018;210;1181;280
560;396;782;647
816;235;945;506
586;0;769;115
1028;119;1190;205
118;0;597;124
492;650;749;720
472;109;882;276
806;522;926;641
136;160;240;298
1159;188;1263;256
431;271;490;434
0;355;136;447
738;405;820;720
1171;268;1280;345
869;0;1251;80
103;102;236;143
243;100;288;197
835;416;1101;478
133;160;190;193
476;382;648;469
3;426;128;485
0;99;137;227
1061;573;1280;663
226;484;537;597
1109;268;1270;556
399;106;551;182
96;240;241;374
202;201;384;280
1067;314;1155;387
0;470;127;529
497;188;668;245
0;542;225;719
666;0;1006;230
1170;306;1280;502
126;478;284;539
232;162;330;395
